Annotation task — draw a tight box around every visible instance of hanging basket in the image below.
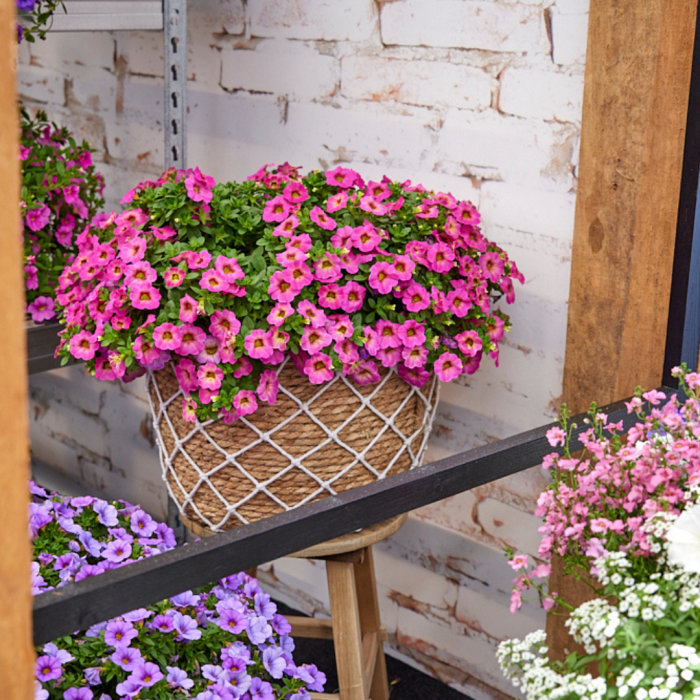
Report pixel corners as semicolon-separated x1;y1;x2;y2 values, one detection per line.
146;359;439;532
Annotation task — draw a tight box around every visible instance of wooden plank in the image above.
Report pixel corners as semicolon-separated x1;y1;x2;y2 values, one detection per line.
361;631;378;698
288;616;334;640
562;0;697;414
0;0;35;697
32;388;669;644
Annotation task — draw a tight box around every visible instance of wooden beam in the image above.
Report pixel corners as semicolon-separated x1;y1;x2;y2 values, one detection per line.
0;1;34;698
562;0;697;414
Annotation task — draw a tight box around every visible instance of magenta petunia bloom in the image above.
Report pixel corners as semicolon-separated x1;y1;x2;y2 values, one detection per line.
392;254;415;281
359;196;388;216
27;296;55;322
178;294;198;323
313;253;343;281
397;362;431;387
309;206;337;231
339;281;365;313
368;262;398;295
214;255;245;282
26;204;50;232
267;302;293;326
133;336;162;366
446;288;472;317
347;359;380;386
174;358;199;394
335;339;359;364
268;271;297;303
182;398;198;422
426;242;456;274
282;261;313;290
297;299;327;328
375;320;401;350
351;224;381;253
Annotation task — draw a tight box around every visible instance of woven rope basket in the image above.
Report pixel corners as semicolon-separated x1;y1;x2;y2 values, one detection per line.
146;359;439;532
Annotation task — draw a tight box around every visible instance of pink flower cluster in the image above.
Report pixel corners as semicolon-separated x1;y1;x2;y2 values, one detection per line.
508;368;700;613
57;164;523;424
21;109;104;323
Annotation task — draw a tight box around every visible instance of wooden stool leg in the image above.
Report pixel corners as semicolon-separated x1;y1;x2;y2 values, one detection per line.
327;559;366;700
354;547;390;700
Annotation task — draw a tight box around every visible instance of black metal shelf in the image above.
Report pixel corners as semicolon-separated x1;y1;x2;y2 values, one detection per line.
26;321;68;375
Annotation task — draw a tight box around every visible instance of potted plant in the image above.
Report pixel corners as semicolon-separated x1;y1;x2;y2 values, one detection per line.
16;0;65;42
56;163;523;531
21;108;104;324
498;366;700;699
30;482;326;700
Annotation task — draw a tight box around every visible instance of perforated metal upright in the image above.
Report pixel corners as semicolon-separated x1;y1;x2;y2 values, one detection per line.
24;0;187;170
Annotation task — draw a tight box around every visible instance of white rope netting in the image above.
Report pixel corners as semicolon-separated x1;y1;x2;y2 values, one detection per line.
146;358;439;532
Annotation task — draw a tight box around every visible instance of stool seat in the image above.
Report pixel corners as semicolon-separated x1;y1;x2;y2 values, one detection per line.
291;514;407;559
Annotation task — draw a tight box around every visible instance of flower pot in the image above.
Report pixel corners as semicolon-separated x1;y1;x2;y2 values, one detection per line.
147;360;439;531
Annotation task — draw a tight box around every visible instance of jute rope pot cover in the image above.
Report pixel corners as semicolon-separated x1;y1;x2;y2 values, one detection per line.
147;359;439;532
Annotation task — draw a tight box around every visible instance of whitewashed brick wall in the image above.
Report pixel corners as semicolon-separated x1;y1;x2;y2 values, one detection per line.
19;1;588;696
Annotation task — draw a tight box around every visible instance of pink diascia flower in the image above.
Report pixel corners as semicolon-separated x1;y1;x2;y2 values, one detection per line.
263;195;292;223
434;352;463;382
304;353;334;384
185;167;216;204
257;370;279;404
309;206;337;231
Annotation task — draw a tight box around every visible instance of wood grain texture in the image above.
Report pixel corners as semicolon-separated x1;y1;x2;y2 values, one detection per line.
562;0;697;414
0;0;35;697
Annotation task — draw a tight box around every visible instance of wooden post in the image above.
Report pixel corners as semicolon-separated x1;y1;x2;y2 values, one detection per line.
0;0;35;697
562;0;697;415
551;0;698;663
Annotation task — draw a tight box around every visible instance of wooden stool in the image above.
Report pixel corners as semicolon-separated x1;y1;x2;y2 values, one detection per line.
288;514;407;700
180;513;406;700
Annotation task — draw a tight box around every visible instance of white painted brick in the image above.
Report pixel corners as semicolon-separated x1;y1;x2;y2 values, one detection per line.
249;0;378;42
499;67;584;122
551;8;589;66
437;109;578;191
190;0;245;37
29;31;115;70
220;41;338;99
341;55;492;111
29;365;104;415
115;31;162;79
96;160;161;212
65;64;118;114
477;498;544;556
106;118;164;166
479;181;577;241
18;63;65;105
380;0;550;54
555;0;589;14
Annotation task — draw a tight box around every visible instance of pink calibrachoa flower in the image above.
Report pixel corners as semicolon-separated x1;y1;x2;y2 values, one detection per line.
69;331;100;361
153;322;182;351
479;251;505;282
263;195;292;223
397;363;431;387
335;339;360;364
273;216;299;237
151;225;177;240
317;283;343;310
326;192;348;212
118;237;147;264
214;255;245;282
366;180;392;201
329;316;354;340
359;196;388;216
185;167;215;204
287;233;313;253
268;272;297;303
304;353;334;384
376;346;402;368
375;320;401;349
244;329;274;360
124;261;157;287
434;352;463;382
196;335;221;364
177;324;207;356
257;370;279;404
175;359;199;394
282;181;308;204
351;224;381;253
426;242;456;273
297;299;327;328
326;166;361;189
454;200;480;225
270;328;289;352
397;320;426;348
392;254;415;281
339;281;365;313
300;326;332;354
179;294;199;323
27;296;55;322
368;262;398;295
129;284;161;310
309;206;337;231
455;330;482;357
233;390;258;417
276;248;308;267
94;354;117;381
446;288;472;317
267;303;293;326
282;261;314;291
313;253;343;281
462;352;482;375
347;359;381;386
133;336;163;366
197;363;224;391
209;309;241;340
401;345;429;368
164;266;185;287
200;268;227;292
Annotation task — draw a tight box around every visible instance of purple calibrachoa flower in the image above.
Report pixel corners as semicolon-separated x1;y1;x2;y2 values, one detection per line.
104;619;138;647
129;661;164;688
35;655;63;682
166;666;194;689
173;612;202;641
262;646;286;679
64;688;94;700
111;645;143;671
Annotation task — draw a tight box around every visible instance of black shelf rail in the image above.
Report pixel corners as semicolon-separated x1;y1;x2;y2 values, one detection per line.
27;322;68;375
33;387;675;645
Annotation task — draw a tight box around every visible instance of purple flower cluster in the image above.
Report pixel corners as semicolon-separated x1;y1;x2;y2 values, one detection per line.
31;483;324;699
